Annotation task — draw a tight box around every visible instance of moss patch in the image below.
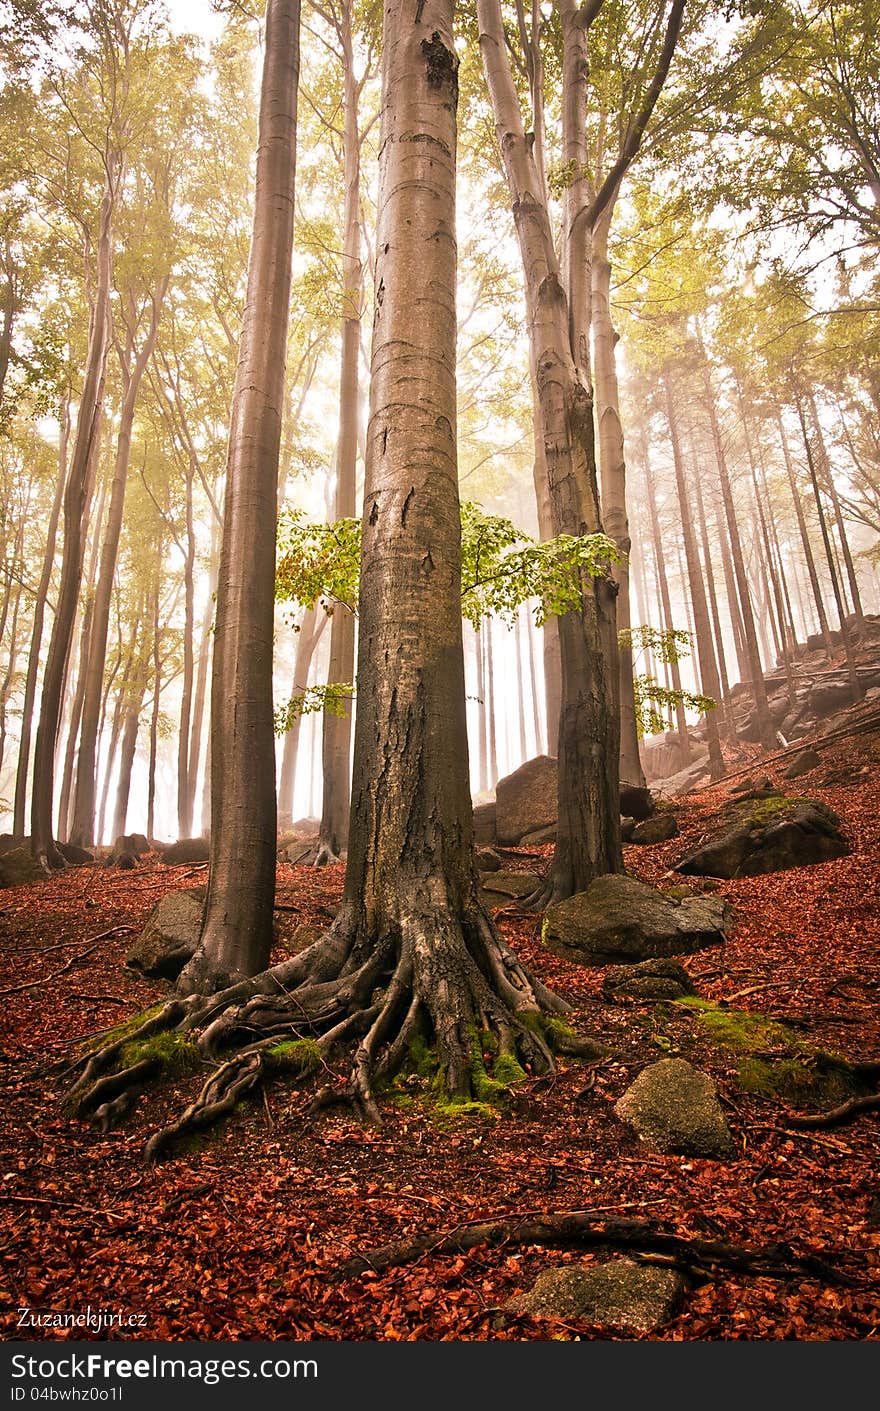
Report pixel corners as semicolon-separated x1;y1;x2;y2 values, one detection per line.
119;1030;201;1077
672;998;866;1110
264;1038;322;1075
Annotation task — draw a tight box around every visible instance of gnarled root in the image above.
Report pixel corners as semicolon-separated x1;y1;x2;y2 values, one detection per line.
67;899;597;1161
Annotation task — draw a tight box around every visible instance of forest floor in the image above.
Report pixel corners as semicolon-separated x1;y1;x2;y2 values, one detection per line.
1;729;879;1341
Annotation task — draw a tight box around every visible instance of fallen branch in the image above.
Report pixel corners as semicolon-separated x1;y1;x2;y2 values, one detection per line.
786;1093;880;1130
333;1210;855;1285
0;928;135;997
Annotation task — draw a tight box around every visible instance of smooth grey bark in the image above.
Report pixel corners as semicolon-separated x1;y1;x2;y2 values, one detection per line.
180;0;301;992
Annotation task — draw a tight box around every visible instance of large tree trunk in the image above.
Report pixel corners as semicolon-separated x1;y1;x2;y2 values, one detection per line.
30;167;116;868
180;0;301;992
479;0;622;900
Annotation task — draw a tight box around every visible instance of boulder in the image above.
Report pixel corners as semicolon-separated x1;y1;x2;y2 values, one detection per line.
495;756;557;846
809;678;855;717
619;784;654;821
520;823;557;846
542;874;731;967
480;870;540;900
783;748;821;780
630;812;679;845
0;833;22;855
158;837;210;865
614;1058;736;1159
506;1258;685;1332
620;818;636;844
126;889;204;979
0;846;45;889
473;801;497;846
677;797;849;879
603;957;697;1003
475;847;503;872
57;841;94;865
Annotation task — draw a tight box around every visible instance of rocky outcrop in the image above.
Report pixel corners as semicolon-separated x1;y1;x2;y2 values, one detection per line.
542;874;731;967
603;957;697;1002
629;812;679;845
0;847;45;889
677;796;849;879
472;801;497;846
157;837;210;865
615;1058;736;1159
783;749;821;780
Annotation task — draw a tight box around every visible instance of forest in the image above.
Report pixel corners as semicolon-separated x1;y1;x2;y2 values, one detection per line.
1;0;879;1348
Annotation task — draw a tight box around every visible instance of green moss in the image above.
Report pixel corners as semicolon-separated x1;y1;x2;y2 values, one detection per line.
673;996;799;1052
734;795;808;827
737;1053;863;1110
119;1030;201;1077
264;1038;322;1075
76;1003;166;1059
520;1012;577;1049
493;1053;527;1086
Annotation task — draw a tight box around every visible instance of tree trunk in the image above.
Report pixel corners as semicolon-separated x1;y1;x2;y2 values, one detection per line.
316;1;361;867
177;460;197;838
180;0;302;992
479;0;622;899
525;606;543;754
13;399;69;835
278;605;325;828
484;615;498;787
777;411;833;655
644;449;690;752
663;376;723;778
473;620;488;793
592;215;644;789
807;391;864;631
697;338;773;746
30;165;116;868
69;284;166;848
147;579;161;843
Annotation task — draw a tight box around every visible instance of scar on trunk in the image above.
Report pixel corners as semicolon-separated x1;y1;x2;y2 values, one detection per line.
421;32;459;98
401;486;415;525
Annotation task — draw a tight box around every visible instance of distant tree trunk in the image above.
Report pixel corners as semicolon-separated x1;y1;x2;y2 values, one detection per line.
474;620;488;792
185;530;220;838
777;411;833;655
663;376;724;778
96;643;136;846
181;0;301;993
797;397;862;702
176;459;197;838
111;640;149;843
278;605;325;829
592;213;644;789
13;397;69;836
31;163;117;868
525;607;543;754
691;452;731;714
70;281;167;847
480;0;622;900
316;0;362;867
644;448;690;753
484;616;498;786
57;598;94;844
513;608;528;763
807;391;864;631
696;340;774;747
147;580;161;843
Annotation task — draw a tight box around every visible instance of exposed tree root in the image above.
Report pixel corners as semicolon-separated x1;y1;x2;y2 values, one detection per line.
333;1210;857;1286
66;902;590;1161
785;1092;880;1130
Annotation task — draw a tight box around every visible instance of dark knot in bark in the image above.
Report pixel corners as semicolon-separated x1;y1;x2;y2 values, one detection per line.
421;33;459;100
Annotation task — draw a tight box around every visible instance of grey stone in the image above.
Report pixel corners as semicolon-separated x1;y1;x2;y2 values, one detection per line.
603;957;697;1003
619;784;654;821
677;797;849;879
630;812;679;845
126;890;204;979
615;1058;736;1159
520;823;557;846
481;869;540;899
542;874;731;967
475;847;503;872
158;837;210;865
473;800;497;845
507;1258;685;1331
783;749;821;780
57;841;94;865
495;755;557;845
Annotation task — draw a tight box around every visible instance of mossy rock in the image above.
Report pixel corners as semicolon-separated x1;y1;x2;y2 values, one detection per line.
677;796;848;879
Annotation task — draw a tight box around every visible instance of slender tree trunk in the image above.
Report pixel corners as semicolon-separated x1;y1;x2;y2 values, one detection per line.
513;607;528;763
176;461;196;837
181;0;301;992
664;377;723;778
185;530;220;837
31;164;117;867
484;616;498;787
97;644;135;846
57;599;94;844
644;450;690;752
525;606;543;754
317;1;362;866
147;579;161;843
474;620;488;793
777;411;834;656
697;341;774;746
70;285;166;847
797;397;862;702
807;391;864;631
592;214;644;788
13;399;69;835
691;449;731;714
278;605;325;828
